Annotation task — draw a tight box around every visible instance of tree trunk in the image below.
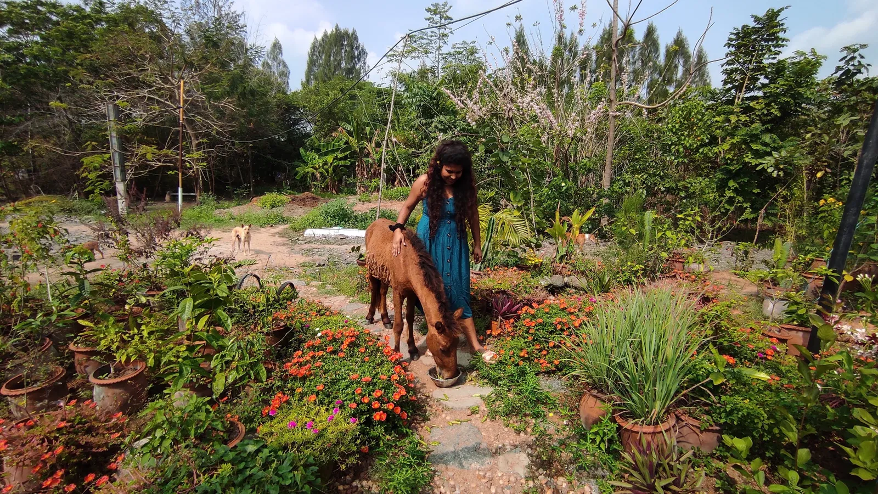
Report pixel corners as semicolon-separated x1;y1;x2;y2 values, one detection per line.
602;0;619;192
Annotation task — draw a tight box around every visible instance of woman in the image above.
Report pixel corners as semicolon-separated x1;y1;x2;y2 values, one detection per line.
391;140;496;363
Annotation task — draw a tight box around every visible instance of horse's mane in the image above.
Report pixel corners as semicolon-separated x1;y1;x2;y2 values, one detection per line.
404;230;460;335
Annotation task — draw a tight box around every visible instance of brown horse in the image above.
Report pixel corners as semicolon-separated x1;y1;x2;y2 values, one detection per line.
364;219;461;379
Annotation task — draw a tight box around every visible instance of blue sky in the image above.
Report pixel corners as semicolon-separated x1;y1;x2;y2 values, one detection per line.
234;0;877;90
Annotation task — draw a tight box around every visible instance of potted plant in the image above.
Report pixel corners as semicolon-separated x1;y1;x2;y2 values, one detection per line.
567;289;705;452
0;400;129;492
683;250;709;273
674;411;722;453
0;363;68;419
489;293;524;336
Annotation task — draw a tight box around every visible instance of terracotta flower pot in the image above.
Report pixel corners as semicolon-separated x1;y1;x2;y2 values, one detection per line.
226;418;246;448
802;273;823;300
764;324;811;357
89;361;148;417
579;389;610;430
810;258;826;271
615;413;677;454
181;361;213;398
0;365;68;420
69;341;105;377
3;453;40;492
665;255;685;272
674;413;721;453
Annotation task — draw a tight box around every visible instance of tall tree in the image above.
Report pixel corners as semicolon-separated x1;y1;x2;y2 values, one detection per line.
410;2;453;78
692;46;710;87
634;22;661;101
262;38;290;92
303;25;368;86
721;7;788;105
660;29;693;98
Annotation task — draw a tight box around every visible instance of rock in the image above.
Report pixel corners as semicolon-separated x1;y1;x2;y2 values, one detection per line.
542;275;566;290
565;276;587;290
432;384;494;410
428;422;492;469
497;450;529;478
538;376;566;393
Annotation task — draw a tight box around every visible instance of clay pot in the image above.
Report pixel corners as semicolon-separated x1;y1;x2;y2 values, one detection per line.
2;454;40;492
69;341;104;377
89;361;148;417
802;273;823;300
762;295;789;320
0;366;68;420
665;255;685;272
579;389;611;430
810;258;826;271
226;418;246;448
764;324;811;357
674;413;721;453
615;413;677;454
181;362;213;398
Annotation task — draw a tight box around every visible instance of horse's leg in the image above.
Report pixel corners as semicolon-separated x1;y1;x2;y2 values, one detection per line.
405;295;419;361
365;276;380;324
391;290;404;355
380;282;392;329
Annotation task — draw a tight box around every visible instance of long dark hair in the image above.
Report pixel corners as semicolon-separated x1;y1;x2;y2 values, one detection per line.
425;140;476;239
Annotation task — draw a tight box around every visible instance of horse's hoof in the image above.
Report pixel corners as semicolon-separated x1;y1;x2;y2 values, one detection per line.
365;316;375;324
383;322;393;329
410;352;420;361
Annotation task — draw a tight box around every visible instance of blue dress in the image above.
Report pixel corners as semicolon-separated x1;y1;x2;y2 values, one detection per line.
416;197;473;319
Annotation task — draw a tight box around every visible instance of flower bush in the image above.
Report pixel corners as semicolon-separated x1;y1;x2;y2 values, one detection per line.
272;305;418;444
258;398;360;468
489;297;595;372
0;400;128;492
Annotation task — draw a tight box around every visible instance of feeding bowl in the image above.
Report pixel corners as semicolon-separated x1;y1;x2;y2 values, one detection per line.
428;366;462;388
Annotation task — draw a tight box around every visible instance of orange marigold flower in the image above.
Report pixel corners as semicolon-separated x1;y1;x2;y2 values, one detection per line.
372;401;380;409
373;389;383;398
349;403;358;409
362;396;370;403
308;395;317;402
316;384;324;391
400;411;408;420
394;406;401;414
355;387;363;394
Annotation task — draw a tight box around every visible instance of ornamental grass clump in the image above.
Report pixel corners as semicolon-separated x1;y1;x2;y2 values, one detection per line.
567;289;705;426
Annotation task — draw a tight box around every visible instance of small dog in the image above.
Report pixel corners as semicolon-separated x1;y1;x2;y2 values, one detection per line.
569;232;598;251
231;224;252;254
81;241;104;259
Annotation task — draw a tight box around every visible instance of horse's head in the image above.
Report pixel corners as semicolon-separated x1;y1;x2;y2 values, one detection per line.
426;307;463;379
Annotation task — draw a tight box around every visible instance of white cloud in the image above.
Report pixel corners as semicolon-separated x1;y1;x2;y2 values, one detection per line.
784;0;878;58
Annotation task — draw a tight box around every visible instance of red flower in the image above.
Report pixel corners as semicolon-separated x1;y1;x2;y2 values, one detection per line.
361;446;369;453
95;475;109;486
84;473;96;483
372;401;380;409
355;387;362;394
308;394;316;402
349;403;358;409
316;384;324;391
65;485;77;493
372;389;383;398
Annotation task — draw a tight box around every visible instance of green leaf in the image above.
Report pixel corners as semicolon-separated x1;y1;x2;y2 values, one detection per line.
796;448;811;467
710;371;726;385
738;368;771;381
179;297;194;321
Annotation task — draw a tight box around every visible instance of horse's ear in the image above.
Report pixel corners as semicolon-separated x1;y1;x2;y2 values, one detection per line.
453;308;464;320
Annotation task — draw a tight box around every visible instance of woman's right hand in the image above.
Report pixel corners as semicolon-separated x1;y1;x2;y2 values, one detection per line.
392;229;406;256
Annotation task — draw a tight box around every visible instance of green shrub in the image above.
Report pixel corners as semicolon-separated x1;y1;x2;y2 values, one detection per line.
257;193;290;209
369;431;434;494
196;440;322;493
381;186;411;201
474;349;556;431
228;284;299;330
289;199;396;231
258;400;360;468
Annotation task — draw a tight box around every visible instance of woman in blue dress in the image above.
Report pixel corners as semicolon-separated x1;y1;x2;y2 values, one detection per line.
390;140;496;363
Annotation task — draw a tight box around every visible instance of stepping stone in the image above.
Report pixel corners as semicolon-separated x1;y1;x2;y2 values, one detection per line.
538;376;566;393
340;302;367;314
432;383;493;410
496;449;529;478
428;422;492;469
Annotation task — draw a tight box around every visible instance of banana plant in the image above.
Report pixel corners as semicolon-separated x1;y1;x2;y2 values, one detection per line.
473;216;495;271
546;209;570;264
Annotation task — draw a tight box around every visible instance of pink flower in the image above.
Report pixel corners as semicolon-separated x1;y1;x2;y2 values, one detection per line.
350;418;358;424
287;421;297;428
268;409;276;416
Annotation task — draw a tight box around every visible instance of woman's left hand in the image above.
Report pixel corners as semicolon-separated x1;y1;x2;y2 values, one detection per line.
473;245;482;263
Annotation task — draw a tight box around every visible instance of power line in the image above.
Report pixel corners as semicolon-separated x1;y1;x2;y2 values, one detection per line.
230;0;522;145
